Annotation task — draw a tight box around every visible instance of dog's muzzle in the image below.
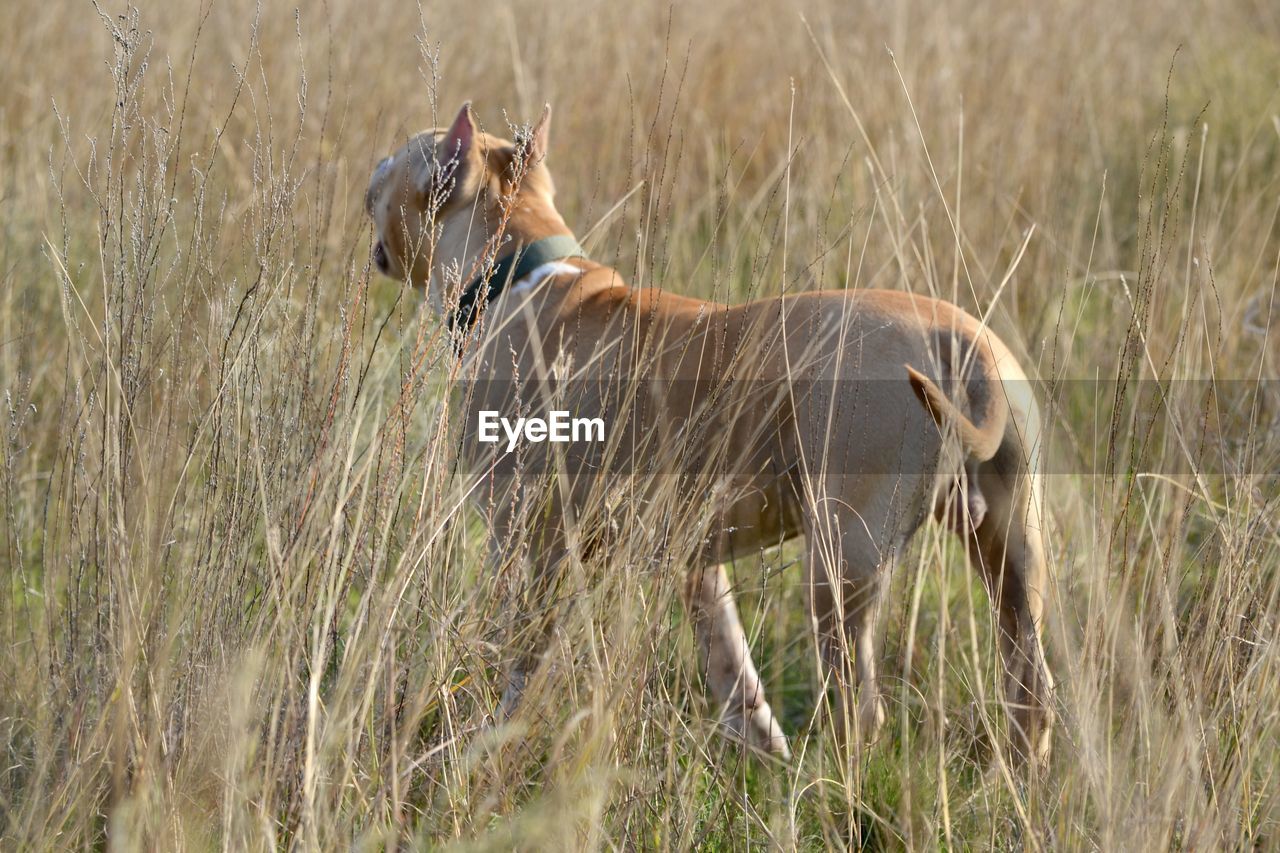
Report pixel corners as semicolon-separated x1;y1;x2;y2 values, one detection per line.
372;240;389;274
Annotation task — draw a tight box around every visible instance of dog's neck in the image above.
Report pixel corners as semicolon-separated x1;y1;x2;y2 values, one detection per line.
430;189;577;315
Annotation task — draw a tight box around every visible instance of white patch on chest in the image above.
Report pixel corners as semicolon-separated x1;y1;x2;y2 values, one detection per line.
507;261;582;297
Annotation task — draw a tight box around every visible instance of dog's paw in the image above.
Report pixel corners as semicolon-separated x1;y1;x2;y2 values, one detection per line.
495;670;527;721
721;702;791;761
858;694;887;744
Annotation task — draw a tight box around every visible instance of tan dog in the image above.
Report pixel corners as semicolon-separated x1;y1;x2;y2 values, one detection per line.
366;102;1053;764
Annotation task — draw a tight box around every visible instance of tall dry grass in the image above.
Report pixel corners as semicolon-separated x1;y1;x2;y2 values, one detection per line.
2;0;1278;848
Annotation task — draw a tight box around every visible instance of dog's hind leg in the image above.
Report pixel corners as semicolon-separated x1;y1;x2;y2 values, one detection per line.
685;563;790;758
962;443;1054;766
805;510;891;752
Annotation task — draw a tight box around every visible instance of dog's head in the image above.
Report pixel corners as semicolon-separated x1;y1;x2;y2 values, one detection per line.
365;102;556;309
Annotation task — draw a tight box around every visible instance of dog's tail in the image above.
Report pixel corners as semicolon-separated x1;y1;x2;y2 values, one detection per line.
905;364;1007;461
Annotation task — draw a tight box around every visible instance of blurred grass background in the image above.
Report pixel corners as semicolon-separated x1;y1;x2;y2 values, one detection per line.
1;0;1279;848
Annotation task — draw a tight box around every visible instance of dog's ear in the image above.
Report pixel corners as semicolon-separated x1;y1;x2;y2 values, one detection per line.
528;103;552;164
417;102;476;198
442;102;476;166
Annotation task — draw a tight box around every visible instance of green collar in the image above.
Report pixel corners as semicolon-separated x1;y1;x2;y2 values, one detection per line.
447;235;586;335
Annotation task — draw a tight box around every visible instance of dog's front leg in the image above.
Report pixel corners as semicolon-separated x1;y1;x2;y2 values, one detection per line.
493;536;571;722
684;563;791;759
497;659;529;720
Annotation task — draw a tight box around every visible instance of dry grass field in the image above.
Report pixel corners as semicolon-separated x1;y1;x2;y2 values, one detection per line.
2;0;1279;848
